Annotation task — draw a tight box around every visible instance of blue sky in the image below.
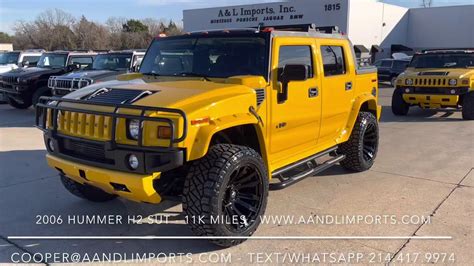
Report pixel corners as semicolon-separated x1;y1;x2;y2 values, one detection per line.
0;0;472;34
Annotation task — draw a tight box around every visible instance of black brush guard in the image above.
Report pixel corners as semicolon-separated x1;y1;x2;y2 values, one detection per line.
35;96;188;174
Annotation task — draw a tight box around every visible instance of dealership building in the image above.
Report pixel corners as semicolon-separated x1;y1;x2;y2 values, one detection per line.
183;0;474;59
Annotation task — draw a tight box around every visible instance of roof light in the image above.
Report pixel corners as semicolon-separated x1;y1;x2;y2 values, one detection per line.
156;33;167;38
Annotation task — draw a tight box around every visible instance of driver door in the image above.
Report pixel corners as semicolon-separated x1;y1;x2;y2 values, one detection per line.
269;37;322;161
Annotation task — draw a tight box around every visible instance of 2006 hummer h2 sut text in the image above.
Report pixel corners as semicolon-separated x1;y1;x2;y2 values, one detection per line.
392;49;474;120
36;27;381;247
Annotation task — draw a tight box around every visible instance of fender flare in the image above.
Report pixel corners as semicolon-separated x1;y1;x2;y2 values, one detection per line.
342;93;380;141
187;113;261;161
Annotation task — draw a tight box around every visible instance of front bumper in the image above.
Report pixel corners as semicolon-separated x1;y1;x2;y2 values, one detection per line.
44;132;185;175
398;86;469;108
48;154;162;203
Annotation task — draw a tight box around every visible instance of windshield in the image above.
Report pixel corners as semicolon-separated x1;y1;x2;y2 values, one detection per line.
92;54;131;70
409;53;474;69
0;52;20;65
140;34;269;79
37;53;68;68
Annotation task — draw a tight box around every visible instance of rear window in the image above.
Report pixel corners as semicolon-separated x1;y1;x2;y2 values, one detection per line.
321;46;346;76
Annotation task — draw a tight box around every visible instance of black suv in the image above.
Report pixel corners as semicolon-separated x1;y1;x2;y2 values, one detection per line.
374;58;410;86
0;51;97;109
49;50;145;96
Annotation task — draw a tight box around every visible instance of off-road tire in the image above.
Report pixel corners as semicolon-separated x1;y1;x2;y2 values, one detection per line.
182;144;269;247
32;87;51;107
7;96;31;109
339;112;379;172
391;88;409;116
461;91;474;120
60;175;117;202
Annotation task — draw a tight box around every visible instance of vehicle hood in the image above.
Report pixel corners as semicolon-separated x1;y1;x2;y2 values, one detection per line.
63;78;258;114
0;64;18;74
400;68;474;79
1;67;63;78
59;70;124;81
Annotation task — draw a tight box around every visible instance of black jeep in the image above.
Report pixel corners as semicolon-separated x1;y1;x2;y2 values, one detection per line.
0;51;97;109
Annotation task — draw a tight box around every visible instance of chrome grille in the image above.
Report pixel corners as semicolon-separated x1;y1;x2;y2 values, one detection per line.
48;76;92;90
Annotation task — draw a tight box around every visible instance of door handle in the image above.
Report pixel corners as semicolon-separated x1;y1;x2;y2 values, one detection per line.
345;82;353;91
308;87;319;98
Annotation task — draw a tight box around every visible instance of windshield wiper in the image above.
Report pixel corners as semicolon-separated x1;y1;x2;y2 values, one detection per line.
176;72;210;81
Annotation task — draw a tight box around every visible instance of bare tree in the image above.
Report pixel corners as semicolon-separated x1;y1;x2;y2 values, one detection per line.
421;0;433;7
74;16;111;50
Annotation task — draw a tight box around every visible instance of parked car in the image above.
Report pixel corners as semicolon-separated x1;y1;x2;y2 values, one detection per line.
392;48;474;120
0;50;98;109
0;50;44;74
49;50;145;96
36;28;381;247
374;58;410;86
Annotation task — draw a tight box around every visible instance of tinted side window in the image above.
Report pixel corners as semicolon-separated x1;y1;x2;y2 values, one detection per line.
70;57;93;69
278;45;313;78
321;46;346;76
22;56;40;66
393;60;408;69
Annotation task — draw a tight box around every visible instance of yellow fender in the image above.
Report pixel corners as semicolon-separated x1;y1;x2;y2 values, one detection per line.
341;93;381;143
187;113;260;161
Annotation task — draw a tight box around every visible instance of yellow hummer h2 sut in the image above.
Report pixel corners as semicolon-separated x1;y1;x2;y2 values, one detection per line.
36;27;381;246
392;49;474;120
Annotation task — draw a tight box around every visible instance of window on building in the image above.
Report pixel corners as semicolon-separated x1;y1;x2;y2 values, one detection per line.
278;45;313;78
321;46;346;76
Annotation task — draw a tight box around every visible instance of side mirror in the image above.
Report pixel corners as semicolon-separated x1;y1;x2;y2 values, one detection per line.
21;61;30;67
278;64;309;103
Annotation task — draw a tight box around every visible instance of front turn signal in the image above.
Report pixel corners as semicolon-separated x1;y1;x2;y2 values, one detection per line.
157;126;172;139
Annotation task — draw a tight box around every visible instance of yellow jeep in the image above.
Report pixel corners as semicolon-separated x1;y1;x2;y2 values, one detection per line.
393;49;474;120
36;28;381;246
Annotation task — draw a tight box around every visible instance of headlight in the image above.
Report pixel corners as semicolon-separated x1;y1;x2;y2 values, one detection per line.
127;119;140;140
448;79;457;86
127;154;139;170
16;77;20;83
405;79;413;85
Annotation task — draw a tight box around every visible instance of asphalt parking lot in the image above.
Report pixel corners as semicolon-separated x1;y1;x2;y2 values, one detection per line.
0;85;472;264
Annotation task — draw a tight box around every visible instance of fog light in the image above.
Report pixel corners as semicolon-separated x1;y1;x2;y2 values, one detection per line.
405;88;410;93
47;139;55;152
128;154;139;170
450;89;456;94
15;86;20;91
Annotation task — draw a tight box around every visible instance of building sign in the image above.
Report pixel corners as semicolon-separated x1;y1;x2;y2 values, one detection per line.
183;0;349;32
